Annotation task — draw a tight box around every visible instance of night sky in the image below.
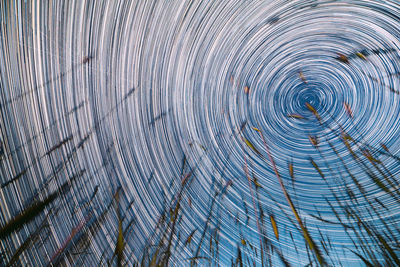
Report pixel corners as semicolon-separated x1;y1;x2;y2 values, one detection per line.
1;1;400;266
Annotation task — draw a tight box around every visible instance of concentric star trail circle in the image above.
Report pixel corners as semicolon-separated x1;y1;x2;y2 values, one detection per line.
1;1;400;266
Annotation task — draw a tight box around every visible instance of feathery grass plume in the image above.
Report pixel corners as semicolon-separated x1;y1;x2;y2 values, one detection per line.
185;229;197;247
355;52;367;60
310;158;326;181
305;103;317;114
329;109;400;163
6;212;53;267
270;214;279;241
192;191;218;266
354;212;400;265
299;70;307;84
373;229;400;265
288;159;294;183
211;227;221;265
380;143;390;153
145;156;197;266
150;246;160;267
69;202;115;262
236;243;243;267
348;211;381;252
252;173;267;266
158;158;199;265
240;142;264;258
341;136;396;197
242;136;262;156
361;148;400;194
374;212;400;245
161;202;180;265
308;135;319;148
180;155;187;177
0;192;58;239
253;127;326;266
305;103;322;122
7;226;48;266
361;148;380;164
230;75;235;84
336;53;350;64
95;188;125;264
258;175;303;241
209;231;213;256
287;114;306;120
343;102;353;118
358;242;380;266
115;190;124;267
181;172;192;187
48;214;92;266
309;136;341;184
252;176;262;189
376;160;400;190
221;179;233;197
375;143;400;163
326;139;369;198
